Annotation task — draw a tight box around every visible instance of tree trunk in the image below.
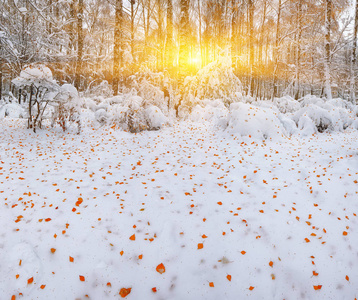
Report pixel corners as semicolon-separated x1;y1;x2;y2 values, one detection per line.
74;0;84;90
179;0;190;76
130;0;135;65
113;0;123;95
295;0;302;100
231;0;238;69
248;0;254;96
351;0;358;103
165;0;174;71
324;0;332;100
273;0;282;99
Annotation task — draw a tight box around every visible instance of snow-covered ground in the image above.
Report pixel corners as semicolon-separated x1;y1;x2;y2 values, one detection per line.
0;116;358;300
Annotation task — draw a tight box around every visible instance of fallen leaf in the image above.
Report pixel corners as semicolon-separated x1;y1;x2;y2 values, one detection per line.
28;277;34;284
198;243;203;250
249;286;255;291
129;234;136;241
209;282;214;287
269;261;273;267
227;274;232;281
313;285;322;290
79;275;85;282
156;263;165;274
119;287;131;298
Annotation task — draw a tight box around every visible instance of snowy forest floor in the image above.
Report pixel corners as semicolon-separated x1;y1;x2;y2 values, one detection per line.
0;117;358;300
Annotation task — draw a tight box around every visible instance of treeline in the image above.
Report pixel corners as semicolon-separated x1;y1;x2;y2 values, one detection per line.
0;0;357;101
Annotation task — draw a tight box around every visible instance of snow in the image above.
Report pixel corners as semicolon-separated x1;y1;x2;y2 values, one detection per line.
0;114;357;300
12;65;58;91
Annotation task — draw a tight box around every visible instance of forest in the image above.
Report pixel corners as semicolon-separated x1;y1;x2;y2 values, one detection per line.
1;0;358;103
1;1;358;300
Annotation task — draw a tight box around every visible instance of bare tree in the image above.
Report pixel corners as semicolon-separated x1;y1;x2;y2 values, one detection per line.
324;0;332;100
74;0;84;90
113;0;123;95
351;0;358;103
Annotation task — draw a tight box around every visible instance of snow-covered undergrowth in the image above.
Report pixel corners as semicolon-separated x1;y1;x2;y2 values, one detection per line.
188;95;357;139
0;118;357;300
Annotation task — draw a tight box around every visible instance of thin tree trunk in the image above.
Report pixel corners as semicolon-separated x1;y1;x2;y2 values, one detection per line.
130;0;135;64
179;0;190;76
74;0;84;90
324;0;332;100
198;0;203;68
273;0;282;99
165;0;174;71
351;0;358;103
231;0;238;69
295;0;302;100
248;0;254;96
113;0;123;95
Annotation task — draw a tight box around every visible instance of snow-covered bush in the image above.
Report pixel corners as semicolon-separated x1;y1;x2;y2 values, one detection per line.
0;102;26;119
292;95;356;134
125;67;168;112
109;95;168;133
273;96;301;114
84;80;113;99
226;102;286;140
182;57;242;108
50;84;81;134
12;64;59;132
189;99;229;128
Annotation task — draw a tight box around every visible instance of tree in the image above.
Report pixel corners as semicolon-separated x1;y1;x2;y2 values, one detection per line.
351;0;358;103
165;0;174;72
74;0;84;90
324;0;332;100
113;0;123;95
179;0;190;75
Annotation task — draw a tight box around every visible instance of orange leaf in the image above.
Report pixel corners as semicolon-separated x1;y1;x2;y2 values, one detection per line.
202;234;207;238
28;277;34;284
152;287;157;293
76;197;83;206
120;251;124;256
345;275;349;281
313;285;322;290
209;282;214;287
313;271;319;276
51;248;56;253
156;263;166;274
40;285;46;289
11;295;16;300
343;231;348;236
198;243;204;250
79;275;85;282
305;238;310;243
217;202;222;205
226;275;232;281
119;287;132;298
69;256;74;262
249;286;255;291
107;282;112;287
269;261;273;267
129;234;136;241
241;251;246;255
